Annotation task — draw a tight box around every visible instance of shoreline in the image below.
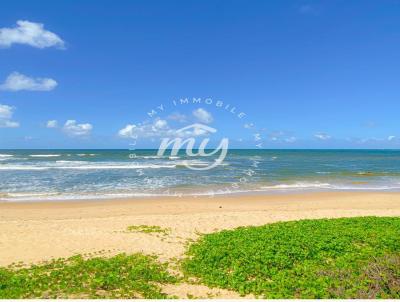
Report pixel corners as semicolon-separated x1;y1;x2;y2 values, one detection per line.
1;191;400;267
3;188;400;204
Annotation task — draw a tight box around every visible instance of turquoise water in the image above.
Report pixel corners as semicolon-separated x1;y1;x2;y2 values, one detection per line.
1;149;400;201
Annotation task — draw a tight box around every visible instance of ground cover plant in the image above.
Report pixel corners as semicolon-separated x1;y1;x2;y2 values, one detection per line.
126;225;171;236
0;253;177;298
182;216;400;298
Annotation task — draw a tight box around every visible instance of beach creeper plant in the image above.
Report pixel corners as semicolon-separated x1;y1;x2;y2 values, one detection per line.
182;216;400;298
126;225;171;236
0;253;177;298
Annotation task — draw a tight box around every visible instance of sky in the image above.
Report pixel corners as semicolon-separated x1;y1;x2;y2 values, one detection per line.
0;0;400;149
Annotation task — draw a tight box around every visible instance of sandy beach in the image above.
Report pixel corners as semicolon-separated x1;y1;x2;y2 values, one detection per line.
1;192;400;297
1;192;400;266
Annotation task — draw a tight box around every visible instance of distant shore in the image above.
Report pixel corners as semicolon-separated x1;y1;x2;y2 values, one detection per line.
1;192;400;268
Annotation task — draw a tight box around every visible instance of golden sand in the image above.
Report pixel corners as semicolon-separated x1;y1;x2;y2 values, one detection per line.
1;192;400;297
2;191;400;266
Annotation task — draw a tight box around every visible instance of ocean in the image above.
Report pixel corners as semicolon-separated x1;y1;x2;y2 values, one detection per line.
1;149;400;201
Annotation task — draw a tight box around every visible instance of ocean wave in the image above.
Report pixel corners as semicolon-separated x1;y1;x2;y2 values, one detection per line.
259;182;400;192
55;160;88;164
0;166;48;171
56;164;177;170
0;154;13;157
0;189;256;201
330;184;400;190
29;154;61;158
3;192;60;198
260;182;332;190
175;160;229;167
0;163;177;171
0;157;28;162
134;155;180;159
3;183;400;202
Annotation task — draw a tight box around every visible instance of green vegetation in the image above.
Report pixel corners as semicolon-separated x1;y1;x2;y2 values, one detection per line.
182;216;400;298
0;253;177;298
127;225;171;236
2;217;400;299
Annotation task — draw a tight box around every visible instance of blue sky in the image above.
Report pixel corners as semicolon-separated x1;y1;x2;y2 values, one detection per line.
0;0;400;149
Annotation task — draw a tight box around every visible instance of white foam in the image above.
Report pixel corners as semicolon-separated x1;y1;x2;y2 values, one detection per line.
0;166;48;170
0;163;177;171
29;154;61;158
260;182;332;190
0;154;13;158
3;182;400;202
56;164;176;170
55;160;87;164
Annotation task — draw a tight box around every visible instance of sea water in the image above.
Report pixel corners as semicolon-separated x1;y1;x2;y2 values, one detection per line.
1;149;400;201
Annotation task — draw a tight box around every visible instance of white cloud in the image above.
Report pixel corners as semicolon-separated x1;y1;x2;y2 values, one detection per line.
167;112;187;123
388;136;396;141
285;136;297;143
153;119;168;130
0;72;58;91
118;124;137;138
0;20;65;49
193;108;213;124
314;132;331;140
1;120;19;128
0;104;19;128
118;119;209;139
269;131;285;141
63;120;92;137
0;104;13;119
118;119;172;139
46;120;58;128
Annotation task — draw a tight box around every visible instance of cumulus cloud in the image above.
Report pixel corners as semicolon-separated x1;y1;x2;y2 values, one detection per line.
314;132;331;140
0;104;13;119
0;20;65;49
0;72;58;91
388;136;396;141
118;119;210;139
118;119;172;139
118;124;137;138
63;120;92;137
46;120;58;128
0;104;19;128
193;108;213;124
